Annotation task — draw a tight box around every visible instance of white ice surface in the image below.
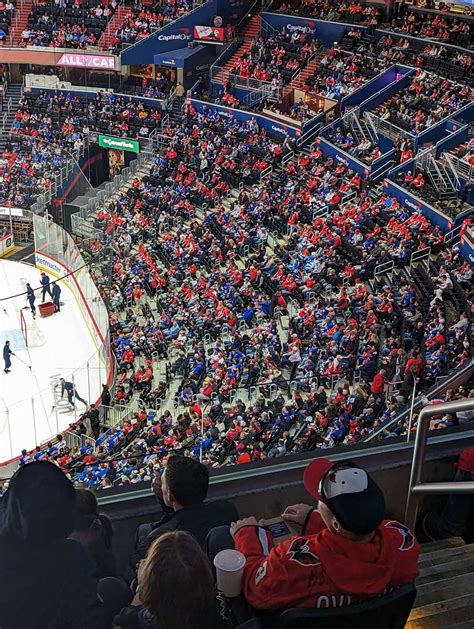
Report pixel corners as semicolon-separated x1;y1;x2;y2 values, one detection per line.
0;259;102;462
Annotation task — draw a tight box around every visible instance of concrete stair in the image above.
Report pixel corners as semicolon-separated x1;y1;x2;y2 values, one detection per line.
407;537;474;628
98;5;129;51
213;39;252;86
289;53;323;91
241;13;260;39
0;83;22;151
6;0;33;46
213;15;260;86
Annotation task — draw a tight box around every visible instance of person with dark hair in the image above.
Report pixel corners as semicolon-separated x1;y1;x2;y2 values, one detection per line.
0;461;104;629
25;282;36;318
3;339;13;373
135;455;238;560
40;272;52;302
115;531;230;629
52;281;61;312
206;457;419;610
70;488;116;578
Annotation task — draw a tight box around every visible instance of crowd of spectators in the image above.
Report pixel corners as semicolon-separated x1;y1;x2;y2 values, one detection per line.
11;102;471;489
300;46;389;100
229;31;318;85
271;0;382;25
0;0;15;41
388;7;473;49
0;89;165;207
0;137;70;207
19;0;117;48
371;69;472;134
108;0;193;54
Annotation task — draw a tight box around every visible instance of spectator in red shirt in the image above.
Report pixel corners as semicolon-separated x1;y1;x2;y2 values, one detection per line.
206;458;419;610
371;368;388;397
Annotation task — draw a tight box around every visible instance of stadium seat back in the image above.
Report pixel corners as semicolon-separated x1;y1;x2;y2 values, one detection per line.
276;584;416;629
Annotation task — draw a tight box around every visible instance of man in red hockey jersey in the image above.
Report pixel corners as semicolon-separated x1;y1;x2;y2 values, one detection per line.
207;457;419;610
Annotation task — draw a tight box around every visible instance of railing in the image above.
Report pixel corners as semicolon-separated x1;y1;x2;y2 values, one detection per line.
347;108;367;144
243;85;274;107
187;77;203;99
296;116;324;148
444;152;474;184
282;149;294;166
364;111;415;143
364;112;379;145
404;398;474;531
410;246;431;269
364;359;474;444
374;259;395;282
444;224;464;247
70;150;155;235
442;157;462;193
211;65;282;99
260;164;272;181
260;17;279;37
415;145;436;172
100;403;135;428
429;154;449;193
371;160;394;181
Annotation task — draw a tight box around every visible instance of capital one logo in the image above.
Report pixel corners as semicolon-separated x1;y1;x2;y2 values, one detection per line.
158;27;191;42
286;22;316;35
271;125;288;136
335;154;349;167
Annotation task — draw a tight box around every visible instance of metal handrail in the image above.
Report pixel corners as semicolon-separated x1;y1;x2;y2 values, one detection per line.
444;224;463;247
409;246;431;269
363;359;474;444
364;111;415;142
404;398;474;530
444;152;473;184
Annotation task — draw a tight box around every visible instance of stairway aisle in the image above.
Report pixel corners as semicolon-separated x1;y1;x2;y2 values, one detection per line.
289;52;324;90
408;537;474;628
0;83;22;152
6;0;33;46
98;5;129;51
213;15;261;87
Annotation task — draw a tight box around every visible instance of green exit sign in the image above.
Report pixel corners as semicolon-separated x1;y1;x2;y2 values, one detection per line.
98;134;140;153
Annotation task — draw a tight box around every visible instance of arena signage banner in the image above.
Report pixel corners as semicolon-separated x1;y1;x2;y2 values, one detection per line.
383;179;452;232
56;53;116;70
317;138;371;178
261;12;355;47
121;0;219;62
190;99;301;140
0;206;23;217
194;25;226;42
98;134;140;154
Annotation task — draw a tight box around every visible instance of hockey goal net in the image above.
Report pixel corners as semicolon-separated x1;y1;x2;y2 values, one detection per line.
20;309;46;348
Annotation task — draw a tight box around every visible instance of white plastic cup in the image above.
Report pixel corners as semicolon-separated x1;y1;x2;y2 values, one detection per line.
213;549;246;598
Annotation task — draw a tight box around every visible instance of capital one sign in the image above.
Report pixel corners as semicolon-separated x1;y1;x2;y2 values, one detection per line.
56;53;116;70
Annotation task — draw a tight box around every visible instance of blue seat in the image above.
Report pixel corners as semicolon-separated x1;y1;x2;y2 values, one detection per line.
275;583;416;629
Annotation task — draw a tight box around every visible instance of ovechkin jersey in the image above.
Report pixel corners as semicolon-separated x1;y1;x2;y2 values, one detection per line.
233;511;419;610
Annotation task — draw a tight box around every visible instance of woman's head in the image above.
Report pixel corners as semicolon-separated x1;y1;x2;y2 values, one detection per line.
139;531;216;629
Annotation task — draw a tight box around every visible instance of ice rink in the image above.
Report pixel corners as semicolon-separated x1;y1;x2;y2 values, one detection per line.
0;259;103;462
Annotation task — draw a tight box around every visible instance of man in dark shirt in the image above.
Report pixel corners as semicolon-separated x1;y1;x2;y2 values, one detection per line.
134;455;238;561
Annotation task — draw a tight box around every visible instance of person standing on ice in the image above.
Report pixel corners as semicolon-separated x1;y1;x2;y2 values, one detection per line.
3;340;14;374
40;273;52;302
25;283;36;318
52;282;61;312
